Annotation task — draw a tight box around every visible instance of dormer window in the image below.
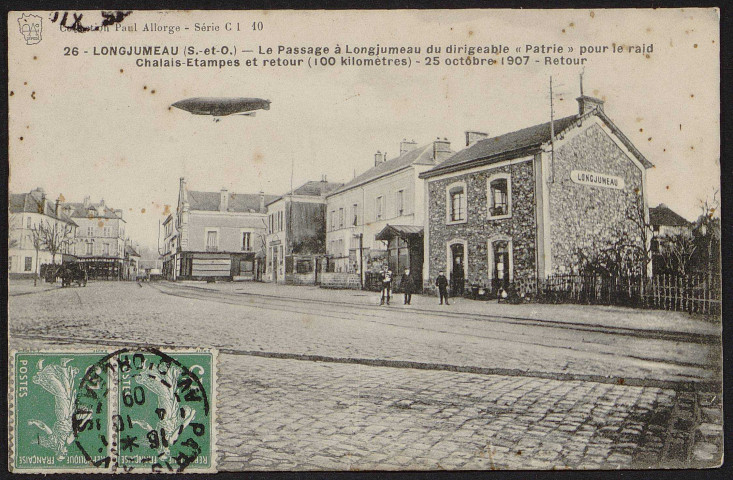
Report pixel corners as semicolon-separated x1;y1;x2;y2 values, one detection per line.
488;173;512;219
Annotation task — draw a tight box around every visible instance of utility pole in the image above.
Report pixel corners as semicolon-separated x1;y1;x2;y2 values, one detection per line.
359;233;364;289
549;76;555;183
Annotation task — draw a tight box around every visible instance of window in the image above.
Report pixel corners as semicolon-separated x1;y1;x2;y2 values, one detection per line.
352;204;359;226
24;257;32;272
339;208;344;228
242;232;251;251
488;174;511;218
350;234;361;250
103;226;111;237
296;259;312;274
103;243;110;256
87;226;95;236
396;190;405;216
206;230;218;252
86;242;93;255
375;196;384;221
446;182;467;224
277;211;283;232
26;217;31;229
8;257;12;272
331;211;337;231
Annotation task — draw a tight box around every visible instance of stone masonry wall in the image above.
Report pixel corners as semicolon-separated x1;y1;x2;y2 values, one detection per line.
426;161;537;292
549;123;644;274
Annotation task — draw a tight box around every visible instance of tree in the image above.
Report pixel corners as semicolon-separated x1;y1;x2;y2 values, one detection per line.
38;219;75;265
28;222;46;287
658;231;697;275
691;191;721;275
625;192;653;277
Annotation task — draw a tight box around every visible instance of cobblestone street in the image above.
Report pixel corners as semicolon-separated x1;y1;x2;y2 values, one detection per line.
9;281;723;470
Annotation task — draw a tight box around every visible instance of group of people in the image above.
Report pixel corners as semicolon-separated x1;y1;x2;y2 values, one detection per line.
378;266;450;306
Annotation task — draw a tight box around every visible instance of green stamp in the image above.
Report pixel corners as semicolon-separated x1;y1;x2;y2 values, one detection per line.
11;348;217;473
11;351;112;472
115;350;216;472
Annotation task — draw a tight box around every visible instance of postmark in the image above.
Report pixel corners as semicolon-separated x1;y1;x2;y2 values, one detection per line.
10;348;217;473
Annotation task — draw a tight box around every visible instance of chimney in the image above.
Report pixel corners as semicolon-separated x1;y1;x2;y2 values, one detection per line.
83;195;91;207
259;191;265;212
100;198;105;207
55;196;61;215
433;138;452;162
220;188;228;212
115;209;123;220
40;192;46;214
374;150;385;166
465;131;489;147
320;175;328;196
400;139;418;155
577;95;605;115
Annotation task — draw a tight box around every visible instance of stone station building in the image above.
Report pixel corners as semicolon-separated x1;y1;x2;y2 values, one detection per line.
419;96;654;296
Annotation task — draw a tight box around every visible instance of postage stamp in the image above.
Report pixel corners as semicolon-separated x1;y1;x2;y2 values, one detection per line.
9;348;217;473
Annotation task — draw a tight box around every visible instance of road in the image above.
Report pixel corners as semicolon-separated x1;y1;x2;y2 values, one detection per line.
9;281;723;470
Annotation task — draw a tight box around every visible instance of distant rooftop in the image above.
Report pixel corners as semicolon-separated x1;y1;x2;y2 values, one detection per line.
650;204;690;227
329;142;453;197
187;190;278;213
267;180;344;205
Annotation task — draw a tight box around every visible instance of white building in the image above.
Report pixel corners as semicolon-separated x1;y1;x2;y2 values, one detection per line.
9;187;77;277
325;139;453;288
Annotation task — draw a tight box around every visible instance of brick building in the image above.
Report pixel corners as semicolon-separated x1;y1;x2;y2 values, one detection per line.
325;139;453;289
420;96;653;296
264;178;343;284
169;177;278;281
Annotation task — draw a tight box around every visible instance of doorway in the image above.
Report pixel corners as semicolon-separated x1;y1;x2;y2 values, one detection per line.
492;240;510;292
450;242;465;296
272;248;279;283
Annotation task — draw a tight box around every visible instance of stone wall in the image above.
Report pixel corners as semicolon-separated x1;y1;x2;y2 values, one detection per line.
549;123;645;273
425;160;538;292
320;272;362;290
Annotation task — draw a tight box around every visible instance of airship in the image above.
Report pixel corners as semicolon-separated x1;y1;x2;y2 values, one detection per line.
171;97;271;117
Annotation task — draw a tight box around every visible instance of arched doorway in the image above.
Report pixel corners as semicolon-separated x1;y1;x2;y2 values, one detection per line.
487;236;513;294
447;240;466;296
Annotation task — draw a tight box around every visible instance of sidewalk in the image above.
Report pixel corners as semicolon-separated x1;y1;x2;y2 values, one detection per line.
8;279;60;296
176;280;720;338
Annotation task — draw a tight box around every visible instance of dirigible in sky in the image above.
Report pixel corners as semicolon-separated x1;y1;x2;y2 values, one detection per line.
171;97;271;117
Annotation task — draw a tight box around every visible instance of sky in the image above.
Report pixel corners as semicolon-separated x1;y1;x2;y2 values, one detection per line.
8;9;720;249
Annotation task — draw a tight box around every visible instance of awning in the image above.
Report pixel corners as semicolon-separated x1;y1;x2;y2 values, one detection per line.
375;224;424;241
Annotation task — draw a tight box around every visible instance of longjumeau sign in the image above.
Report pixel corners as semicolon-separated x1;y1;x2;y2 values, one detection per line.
570;170;625;190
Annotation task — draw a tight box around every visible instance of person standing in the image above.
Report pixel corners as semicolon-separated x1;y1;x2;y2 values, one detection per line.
401;268;414;305
436;271;450;305
379;266;393;305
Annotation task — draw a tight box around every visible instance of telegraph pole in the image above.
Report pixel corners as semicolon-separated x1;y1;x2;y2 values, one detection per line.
549;76;555;183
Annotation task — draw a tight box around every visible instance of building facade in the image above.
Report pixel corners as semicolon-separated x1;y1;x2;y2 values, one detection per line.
325;139;453;290
59;197;130;279
264;179;343;284
9;188;77;278
420;96;653;296
169;177;278;281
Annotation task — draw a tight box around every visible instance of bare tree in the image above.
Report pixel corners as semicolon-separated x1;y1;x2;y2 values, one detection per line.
659;232;697;275
38;219;76;265
625;192;653;277
28;222;46;287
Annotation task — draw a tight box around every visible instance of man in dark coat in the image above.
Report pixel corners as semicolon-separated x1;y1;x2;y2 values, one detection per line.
436;271;450;305
401;268;414;305
379;266;393;305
